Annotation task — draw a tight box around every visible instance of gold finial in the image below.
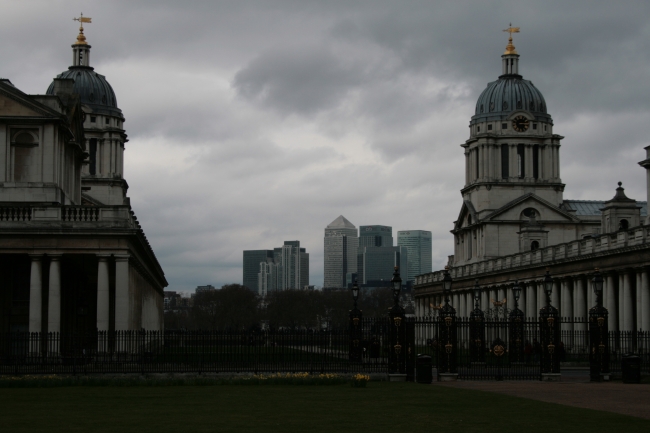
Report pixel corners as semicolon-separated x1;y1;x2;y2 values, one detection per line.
503;23;520;55
73;13;92;45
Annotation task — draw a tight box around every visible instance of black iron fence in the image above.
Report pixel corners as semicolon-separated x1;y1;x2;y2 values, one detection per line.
1;318;649;378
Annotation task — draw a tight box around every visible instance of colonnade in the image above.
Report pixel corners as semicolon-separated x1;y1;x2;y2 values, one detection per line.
416;269;650;331
27;253;131;334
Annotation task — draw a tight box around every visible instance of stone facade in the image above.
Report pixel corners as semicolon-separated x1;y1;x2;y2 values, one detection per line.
0;25;166;335
414;35;650;331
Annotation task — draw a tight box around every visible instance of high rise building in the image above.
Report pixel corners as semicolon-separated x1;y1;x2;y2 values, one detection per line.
397;231;432;282
324;216;358;288
357;246;408;286
244;242;309;295
243;250;274;291
358;225;393;248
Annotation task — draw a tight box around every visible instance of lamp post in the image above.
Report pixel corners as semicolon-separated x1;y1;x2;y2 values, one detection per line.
539;268;560;379
438;267;458;380
349;279;363;363
388;267;406;376
509;280;525;364
589;268;609;381
469;279;485;363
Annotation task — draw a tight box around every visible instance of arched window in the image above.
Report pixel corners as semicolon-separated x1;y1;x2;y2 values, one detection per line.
531;241;540;251
467;215;472;225
619;219;629;230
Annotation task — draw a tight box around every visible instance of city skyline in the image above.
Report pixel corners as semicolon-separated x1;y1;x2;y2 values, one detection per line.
2;2;648;290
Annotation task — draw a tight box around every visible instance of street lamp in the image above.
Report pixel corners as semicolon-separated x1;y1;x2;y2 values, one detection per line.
544;268;553;307
592;268;604;308
512;280;521;310
351;279;360;308
391;266;402;305
473;279;481;310
442;266;452;305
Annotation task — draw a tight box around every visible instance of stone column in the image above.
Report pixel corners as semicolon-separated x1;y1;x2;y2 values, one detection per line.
114;255;130;331
606;273;618;331
551;281;560;311
507;285;515;314
561;280;573;332
622;271;634;331
47;255;62;334
637;269;650;332
28;254;43;334
497;287;505;304
519;284;526;317
526;282;536;319
574;277;587;331
480;290;489;311
587;276;594;310
459;292;466;317
97;255;111;331
452;292;459;311
477;146;484;180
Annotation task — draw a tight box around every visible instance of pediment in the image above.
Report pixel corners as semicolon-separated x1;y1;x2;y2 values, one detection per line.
453;201;478;230
484;193;580;222
0;82;60;118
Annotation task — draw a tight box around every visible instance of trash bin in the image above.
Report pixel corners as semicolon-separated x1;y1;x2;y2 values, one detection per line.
621;353;641;384
416;354;432;384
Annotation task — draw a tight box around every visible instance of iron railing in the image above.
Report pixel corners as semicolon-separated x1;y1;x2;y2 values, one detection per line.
1;318;648;377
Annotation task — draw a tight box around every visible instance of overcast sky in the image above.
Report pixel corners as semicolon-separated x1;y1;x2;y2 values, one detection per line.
1;1;649;291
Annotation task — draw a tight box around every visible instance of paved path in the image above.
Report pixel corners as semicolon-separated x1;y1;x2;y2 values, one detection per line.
438;381;650;420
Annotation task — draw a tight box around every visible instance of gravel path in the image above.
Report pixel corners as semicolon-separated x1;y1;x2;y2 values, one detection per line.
438;381;650;419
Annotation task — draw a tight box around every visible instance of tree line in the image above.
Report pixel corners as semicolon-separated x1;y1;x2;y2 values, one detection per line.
164;284;412;331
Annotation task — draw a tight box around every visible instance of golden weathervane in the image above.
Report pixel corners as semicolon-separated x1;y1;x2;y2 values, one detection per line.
73;13;92;45
503;23;520;55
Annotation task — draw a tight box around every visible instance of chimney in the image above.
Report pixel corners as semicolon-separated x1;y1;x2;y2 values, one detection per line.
52;78;75;96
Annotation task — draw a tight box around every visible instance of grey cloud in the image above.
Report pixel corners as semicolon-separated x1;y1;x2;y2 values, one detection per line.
233;48;365;115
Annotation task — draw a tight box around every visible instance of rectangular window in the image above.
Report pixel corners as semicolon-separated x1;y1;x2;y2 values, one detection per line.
487;124;493;131
477;125;481;132
89;138;97;175
517;143;525;178
90;116;96;123
532;123;537;130
105;118;110;125
533;144;539;179
502;123;508;129
501;144;509;179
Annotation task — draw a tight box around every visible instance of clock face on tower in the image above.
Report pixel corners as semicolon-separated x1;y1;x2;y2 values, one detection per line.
512;115;530;132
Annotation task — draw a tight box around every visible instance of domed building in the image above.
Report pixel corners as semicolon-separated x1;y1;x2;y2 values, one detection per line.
415;30;650;335
46;24;127;206
453;32;609;265
0;18;166;342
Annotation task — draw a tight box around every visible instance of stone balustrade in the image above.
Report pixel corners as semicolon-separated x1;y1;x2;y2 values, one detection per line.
0;205;135;226
415;225;650;285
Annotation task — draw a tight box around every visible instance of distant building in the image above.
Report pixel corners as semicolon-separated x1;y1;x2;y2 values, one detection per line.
357;246;408;286
195;285;216;293
359;225;393;248
324;216;358;288
243;250;274;291
397;230;432;282
245;242;309;295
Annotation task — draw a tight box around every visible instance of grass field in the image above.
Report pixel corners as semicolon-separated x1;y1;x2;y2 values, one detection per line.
0;382;648;433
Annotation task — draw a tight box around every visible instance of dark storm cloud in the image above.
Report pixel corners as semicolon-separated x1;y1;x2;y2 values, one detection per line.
1;0;649;290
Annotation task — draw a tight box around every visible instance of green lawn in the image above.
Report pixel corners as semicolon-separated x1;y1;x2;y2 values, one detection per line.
0;382;648;433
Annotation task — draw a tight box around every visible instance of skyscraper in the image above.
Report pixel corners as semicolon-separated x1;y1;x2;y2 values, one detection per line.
324;216;358;288
357;246;408;286
397;231;432;283
243;250;274;292
245;242;309;295
358;225;393;248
